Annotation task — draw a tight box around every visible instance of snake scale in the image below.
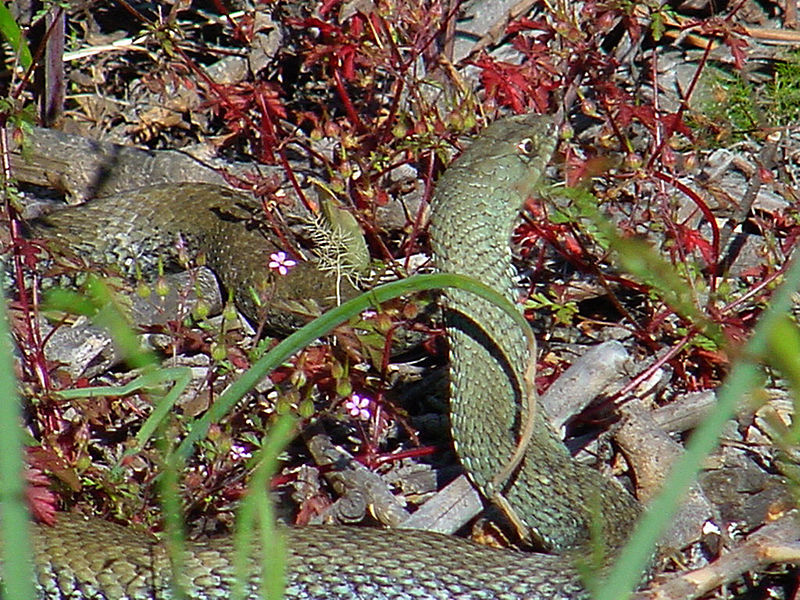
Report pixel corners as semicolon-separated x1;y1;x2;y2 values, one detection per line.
3;114;642;599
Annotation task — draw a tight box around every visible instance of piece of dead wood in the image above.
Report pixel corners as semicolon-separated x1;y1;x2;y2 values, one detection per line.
399;474;483;534
649;390;717;434
616;401;714;552
8;126;268;201
303;423;484;534
540;340;631;430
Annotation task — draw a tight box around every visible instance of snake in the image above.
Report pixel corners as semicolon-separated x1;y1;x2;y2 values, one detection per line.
3;113;642;599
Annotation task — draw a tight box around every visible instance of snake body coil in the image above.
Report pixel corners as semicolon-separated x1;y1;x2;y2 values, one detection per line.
29;515;587;599
4;114;641;599
429;114;640;554
26;183;351;333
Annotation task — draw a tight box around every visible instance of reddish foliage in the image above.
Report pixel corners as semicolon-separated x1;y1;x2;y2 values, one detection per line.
517;200;586;264
205;81;287;162
23;466;57;525
673;223;715;264
13;237;44;270
472;24;562;115
473;57;543;113
694;18;749;70
718;313;755;345
288;17;365;81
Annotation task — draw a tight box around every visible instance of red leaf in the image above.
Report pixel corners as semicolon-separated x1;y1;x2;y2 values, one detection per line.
24;467;57;525
505;17;549;35
473;55;556;113
676;225;714;264
660;112;692;140
724;31;749;70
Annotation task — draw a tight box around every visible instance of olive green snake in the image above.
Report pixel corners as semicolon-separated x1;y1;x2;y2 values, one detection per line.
3;114;641;599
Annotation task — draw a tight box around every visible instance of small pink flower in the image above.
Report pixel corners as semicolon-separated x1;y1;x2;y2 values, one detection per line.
269;251;297;275
344;394;371;421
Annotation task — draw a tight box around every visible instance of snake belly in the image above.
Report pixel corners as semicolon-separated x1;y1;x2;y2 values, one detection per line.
4;114;642;599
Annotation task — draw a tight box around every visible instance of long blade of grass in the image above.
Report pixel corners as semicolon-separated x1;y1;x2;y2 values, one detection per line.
595;255;800;600
157;428;188;600
174;272;528;460
231;413;297;600
0;296;35;600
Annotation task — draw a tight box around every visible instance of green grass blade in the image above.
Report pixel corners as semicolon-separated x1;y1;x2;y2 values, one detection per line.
232;414;297;600
157;431;188;600
0;297;35;600
595;255;800;600
174;272;527;460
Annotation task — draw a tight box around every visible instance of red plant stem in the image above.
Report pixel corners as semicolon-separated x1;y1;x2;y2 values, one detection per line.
0;126;50;392
611;331;695;404
441;0;458;63
207;0;247;42
644;20;713;172
332;62;364;131
252;86;319;212
372;445;439;466
718;261;790;316
377;75;404;146
11;256;50;392
403;148;438;269
365;403;381;468
373;17;405;145
652;170;720;286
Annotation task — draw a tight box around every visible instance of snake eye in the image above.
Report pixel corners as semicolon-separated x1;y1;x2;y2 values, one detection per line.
517;138;535;155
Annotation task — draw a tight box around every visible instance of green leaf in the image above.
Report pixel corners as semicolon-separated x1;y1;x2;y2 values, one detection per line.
0;4;32;70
